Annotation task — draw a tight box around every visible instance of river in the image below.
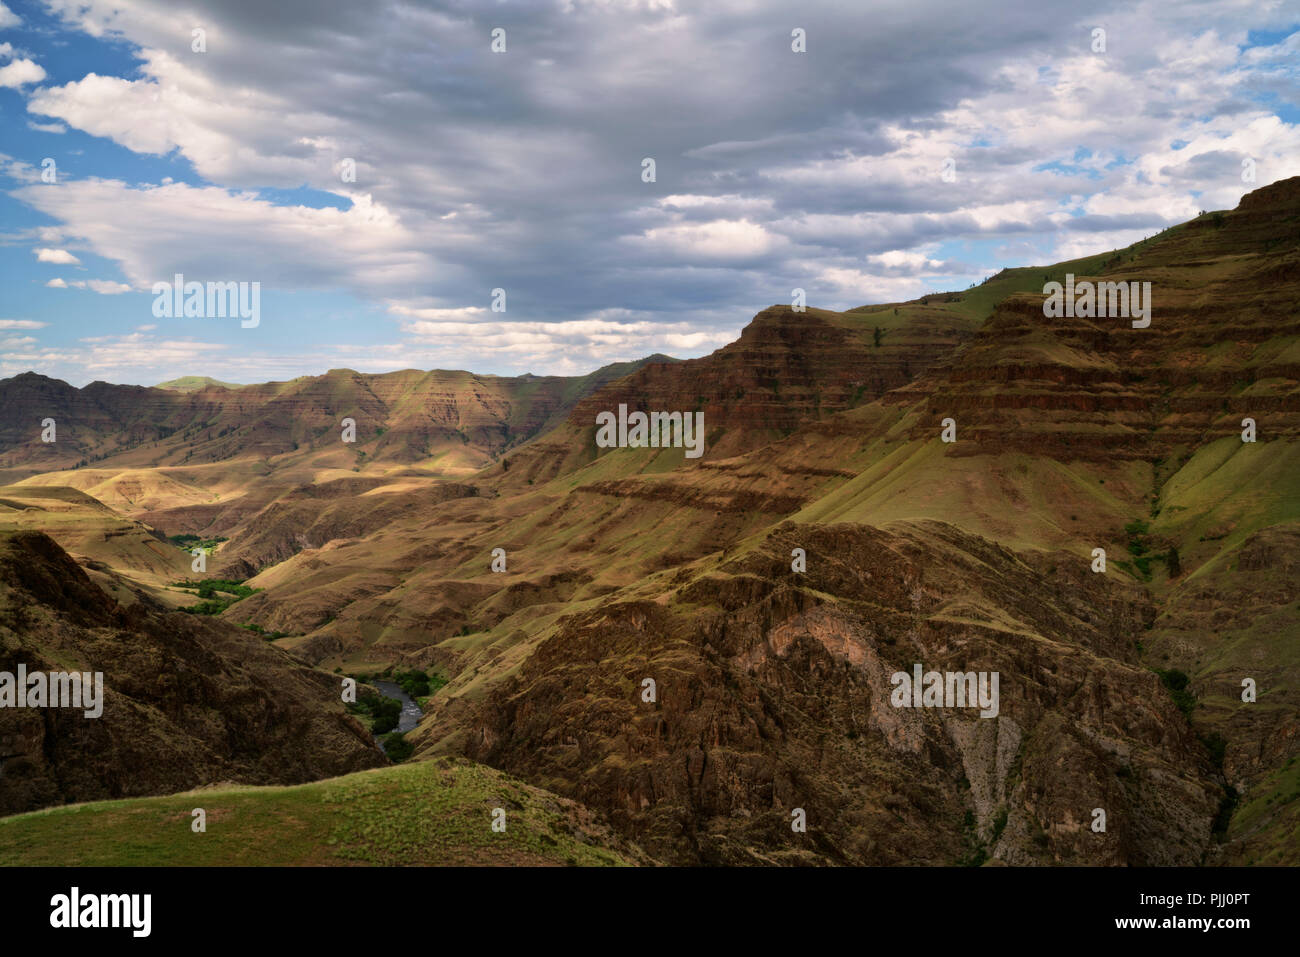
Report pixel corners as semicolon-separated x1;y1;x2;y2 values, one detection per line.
371;679;423;752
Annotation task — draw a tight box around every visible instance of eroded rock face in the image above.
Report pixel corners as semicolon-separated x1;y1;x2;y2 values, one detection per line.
562;305;977;463
0;531;385;817
455;522;1223;865
892;181;1300;461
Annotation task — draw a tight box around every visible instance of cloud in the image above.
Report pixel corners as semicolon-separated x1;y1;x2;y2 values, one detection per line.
86;279;132;294
35;248;81;265
45;277;134;293
624;219;787;263
6;0;1300;384
0;3;19;29
0;59;45;89
15;179;436;297
0;320;47;330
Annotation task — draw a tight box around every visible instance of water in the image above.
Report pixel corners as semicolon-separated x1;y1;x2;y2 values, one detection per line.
371;679;423;752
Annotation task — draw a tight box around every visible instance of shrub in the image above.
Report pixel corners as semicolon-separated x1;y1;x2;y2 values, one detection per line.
1156;669;1196;716
173;577;257;614
369;697;402;734
347;692;402;734
1201;731;1228;770
180;600;228;615
382;732;414;763
1123;519;1150;538
1158;669;1190;692
393;668;431;698
991;808;1008;842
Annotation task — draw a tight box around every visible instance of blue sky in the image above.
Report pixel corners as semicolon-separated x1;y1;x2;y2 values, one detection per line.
1;0;1298;387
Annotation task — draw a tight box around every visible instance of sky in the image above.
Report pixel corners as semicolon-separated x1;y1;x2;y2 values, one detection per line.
1;0;1298;387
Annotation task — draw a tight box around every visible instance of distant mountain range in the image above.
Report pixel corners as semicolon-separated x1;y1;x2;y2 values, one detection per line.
0;355;679;479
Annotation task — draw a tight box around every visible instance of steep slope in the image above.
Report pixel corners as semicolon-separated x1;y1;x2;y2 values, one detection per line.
504;302;979;482
0;530;386;817
438;521;1223;865
0;484;189;589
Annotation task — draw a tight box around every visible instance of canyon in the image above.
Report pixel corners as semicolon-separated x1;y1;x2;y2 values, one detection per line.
0;177;1297;865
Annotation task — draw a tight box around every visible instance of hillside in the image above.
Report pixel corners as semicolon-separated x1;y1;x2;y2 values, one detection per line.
226;179;1298;865
0;530;386;817
1;178;1296;866
453;519;1221;865
0;757;643;866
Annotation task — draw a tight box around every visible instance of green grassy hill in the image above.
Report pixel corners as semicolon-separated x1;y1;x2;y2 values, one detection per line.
0;757;641;866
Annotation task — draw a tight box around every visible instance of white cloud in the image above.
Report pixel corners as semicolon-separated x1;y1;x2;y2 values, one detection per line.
387;305;490;322
74;332;228;373
0;59;46;89
0;319;47;330
810;266;974;305
15;179;438;299
86;279;133;294
0;3;19;29
393;313;735;368
26;49;345;186
45;277;134;294
625;219;785;261
35;248;81;265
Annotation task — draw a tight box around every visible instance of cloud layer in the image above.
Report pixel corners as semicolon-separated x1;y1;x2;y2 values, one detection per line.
4;0;1300;384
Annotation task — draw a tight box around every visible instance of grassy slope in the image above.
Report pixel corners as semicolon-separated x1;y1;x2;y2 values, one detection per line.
1223;755;1300;865
154;376;246;391
0;757;637;866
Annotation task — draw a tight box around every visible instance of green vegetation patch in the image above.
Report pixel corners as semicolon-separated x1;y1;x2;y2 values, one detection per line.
167;533;228;551
170;577;259;615
346;692;403;735
1154;668;1197;717
0;758;634;867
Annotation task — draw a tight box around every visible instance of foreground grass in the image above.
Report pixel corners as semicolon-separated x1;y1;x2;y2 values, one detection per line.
0;757;634;867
